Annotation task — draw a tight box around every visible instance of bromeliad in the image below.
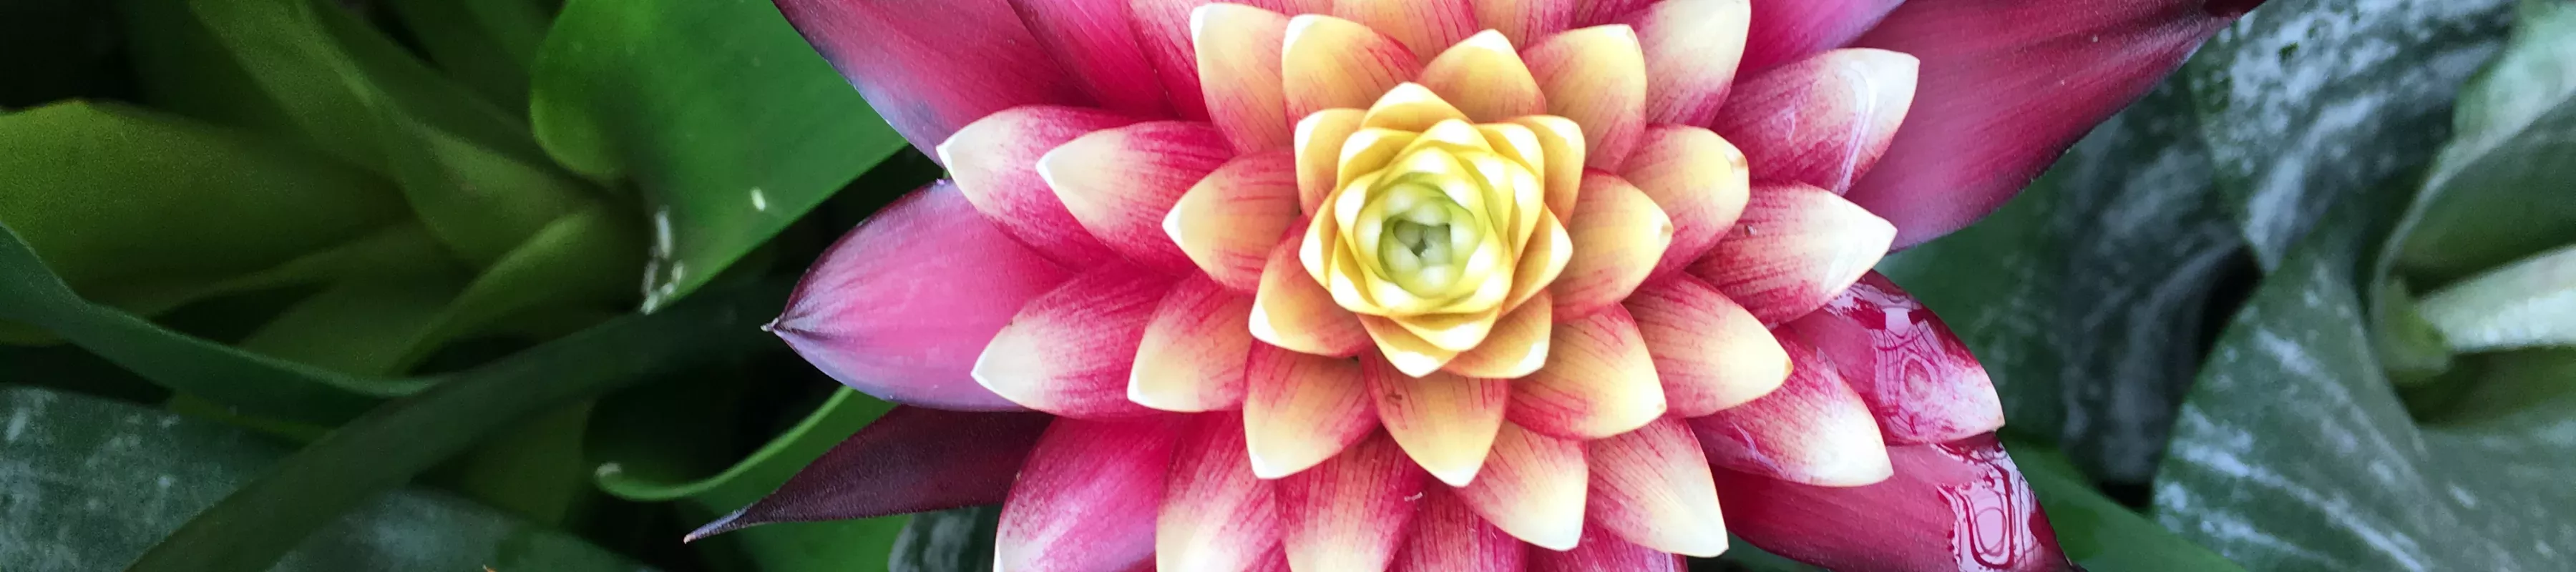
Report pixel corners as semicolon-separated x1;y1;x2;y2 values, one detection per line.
696;1;2264;570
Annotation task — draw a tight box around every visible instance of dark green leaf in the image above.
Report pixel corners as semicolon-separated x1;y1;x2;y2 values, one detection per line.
530;0;909;308
119;281;784;572
382;0;552;113
591;385;906;569
889;506;998;572
1879;82;2245;483
2389;0;2576;284
2007;443;2247;572
0;386;650;571
2185;0;2514;267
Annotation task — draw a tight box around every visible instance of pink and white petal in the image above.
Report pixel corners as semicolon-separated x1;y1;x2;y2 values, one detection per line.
1443;291;1554;379
1295;109;1367;213
1687;182;1893;325
1252;230;1374;357
1418;31;1548;122
687;408;1054;540
1468;0;1576;46
1623;275;1789;418
1687;335;1891;487
1525;527;1687;571
1131;0;1219;120
1782;272;2005;445
1717;435;2077;572
1244;343;1380;478
1552;172;1672;318
1510;116;1587;217
1848;0;2257;247
1585;418;1726;557
1523;25;1646;169
1566;0;1654;26
975;266;1176;418
1358;315;1463;378
1159;413;1284;571
1623;0;1750;127
1194;4;1296;152
1711;49;1918;194
1738;0;1904;74
1283;14;1422;120
1392;487;1528;572
1007;0;1170;117
940;106;1138;267
1510;305;1665;440
776;183;1065;411
774;0;1088;154
1366;356;1512;487
1278;433;1429;572
1619;126;1749;278
1131;277;1259;412
1331;0;1478;64
1455;422;1586;551
1043;121;1236;272
1169;152;1302;290
997;415;1184;572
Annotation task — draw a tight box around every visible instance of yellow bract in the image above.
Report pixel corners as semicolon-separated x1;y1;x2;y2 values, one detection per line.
1296;83;1580;375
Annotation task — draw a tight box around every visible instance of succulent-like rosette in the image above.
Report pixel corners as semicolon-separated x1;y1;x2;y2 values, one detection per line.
706;1;2265;571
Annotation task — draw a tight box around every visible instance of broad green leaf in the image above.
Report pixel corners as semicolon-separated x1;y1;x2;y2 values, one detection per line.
120;281;786;572
593;388;891;501
429;402;598;526
2415;244;2576;352
236;280;466;376
0;101;411;325
382;0;552;113
531;0;909;309
2152;207;2576;571
1880;83;2246;483
2391;0;2576;284
890;507;999;572
2185;0;2514;267
2007;443;2248;572
0;386;650;572
376;113;597;266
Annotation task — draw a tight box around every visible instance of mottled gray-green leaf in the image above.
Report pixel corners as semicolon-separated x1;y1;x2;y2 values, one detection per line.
2389;0;2576;285
889;506;999;572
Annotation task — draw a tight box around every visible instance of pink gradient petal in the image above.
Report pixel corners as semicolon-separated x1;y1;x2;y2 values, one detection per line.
1567;0;1654;26
1168;152;1302;290
1244;342;1380;478
1738;0;1905;74
1717;435;2077;572
1552;172;1674;318
1619;125;1750;282
974;265;1177;418
1132;0;1336;122
1042;121;1236;272
1848;0;2255;247
1366;356;1513;487
940;106;1138;267
1624;275;1789;418
1008;0;1171;117
1282;14;1423;120
686;408;1053;540
1510;305;1667;440
775;183;1064;411
1194;4;1297;152
1623;0;1750;127
1468;0;1576;46
1332;0;1478;61
1687;334;1892;487
1278;433;1428;572
1131;276;1259;413
998;416;1184;572
1688;182;1893;325
1392;487;1527;572
1526;526;1687;572
1712;49;1918;195
1586;417;1727;557
1158;413;1283;571
1457;423;1587;551
774;0;1088;154
1782;272;2006;445
1523;25;1647;170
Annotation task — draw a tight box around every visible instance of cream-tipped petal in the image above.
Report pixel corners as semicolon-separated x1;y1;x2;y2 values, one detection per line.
1508;115;1586;217
940;106;1138;267
1625;0;1750;126
1552;172;1673;318
1619;125;1750;278
1295;109;1368;214
1278;433;1428;572
1586;417;1727;557
1365;357;1510;486
1418;31;1547;122
997;416;1181;571
1283;14;1421;120
1468;0;1576;46
1360;83;1475;132
1687;182;1895;325
1254;228;1374;357
1443;292;1554;378
1330;0;1476;62
1357;315;1463;376
1509;305;1665;439
1169;152;1303;291
1526;528;1689;569
1714;49;1918;194
1780;272;2005;445
1503;208;1574;310
1389;487;1526;571
1455;422;1586;551
1623;275;1788;417
1244;343;1379;478
1157;413;1282;571
1040;121;1235;272
974;267;1174;418
1688;334;1894;486
1192;4;1297;152
1523;25;1646;169
1131;277;1259;413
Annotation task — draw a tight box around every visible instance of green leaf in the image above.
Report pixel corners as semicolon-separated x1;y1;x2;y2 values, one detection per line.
381;0;552;114
531;0;909;308
2151;204;2576;571
2415;243;2576;352
2184;0;2515;268
889;507;998;572
1879;82;2246;483
590;383;906;571
2006;443;2247;572
593;388;891;501
0;101;414;324
0;386;652;571
119;281;785;572
235;280;466;377
2391;0;2576;284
